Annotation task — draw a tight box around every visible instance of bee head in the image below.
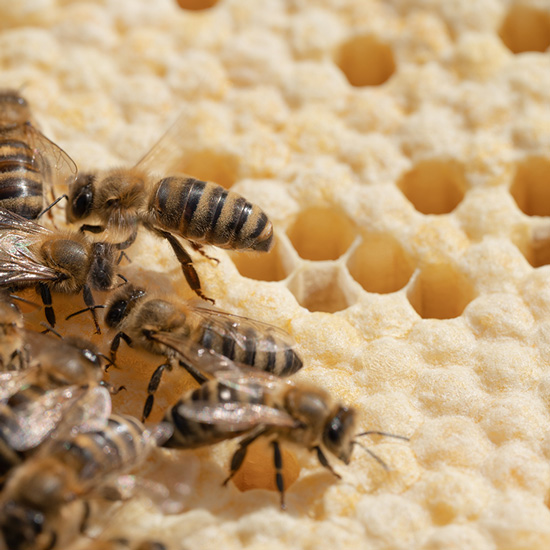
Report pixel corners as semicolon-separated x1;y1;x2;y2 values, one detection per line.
105;284;147;329
323;406;357;464
67;172;95;222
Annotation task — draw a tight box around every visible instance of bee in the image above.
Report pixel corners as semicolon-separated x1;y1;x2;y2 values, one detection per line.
0;90;77;219
83;538;167;550
103;284;302;422
0;207;122;332
162;363;409;509
0;333;110;477
0;413;169;550
66;115;274;303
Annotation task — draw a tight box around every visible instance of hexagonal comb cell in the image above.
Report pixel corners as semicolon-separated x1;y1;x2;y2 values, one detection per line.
510;157;550;217
230;238;291;282
407;264;476;319
498;5;550;54
335;34;396;87
347;234;415;294
287;265;359;313
286;207;357;261
397;160;467;215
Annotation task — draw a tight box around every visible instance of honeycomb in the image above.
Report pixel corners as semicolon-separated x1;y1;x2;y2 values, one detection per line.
1;0;550;549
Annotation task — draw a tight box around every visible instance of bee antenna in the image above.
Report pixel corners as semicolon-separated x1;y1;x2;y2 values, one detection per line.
116;273;128;284
355;430;410;442
98;352;119;371
8;293;41;309
65;304;106;321
352;441;389;471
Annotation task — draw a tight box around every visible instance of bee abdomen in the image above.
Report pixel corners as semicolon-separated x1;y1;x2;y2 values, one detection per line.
0;139;44;218
151;177;273;252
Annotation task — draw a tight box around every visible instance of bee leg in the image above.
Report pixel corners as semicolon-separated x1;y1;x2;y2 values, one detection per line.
313;446;341;479
78;500;92;535
79;224;106;234
223;427;267;487
178;359;208;385
155;229;215;305
142;361;172;422
36;194;68;222
82;284;101;335
189;241;219;265
110;331;133;363
271;440;286;510
39;283;55;327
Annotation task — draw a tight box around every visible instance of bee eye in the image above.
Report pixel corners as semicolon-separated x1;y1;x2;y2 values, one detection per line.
105;300;127;328
327;417;342;444
72;185;93;218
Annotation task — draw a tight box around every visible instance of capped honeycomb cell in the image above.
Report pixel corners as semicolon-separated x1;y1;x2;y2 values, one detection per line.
335;34;396;87
510;157;550;217
397;160;467;215
175;0;219;10
498;5;550;54
286;206;357;261
287;264;359;313
407;264;476;319
347;233;415;294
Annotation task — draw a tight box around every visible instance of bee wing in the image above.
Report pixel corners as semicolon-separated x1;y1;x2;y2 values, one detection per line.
189;304;298;354
2;385;90;451
134;114;190;176
147;330;291;399
0;208;61;284
2;123;78;193
175;401;298;432
0;369;36;401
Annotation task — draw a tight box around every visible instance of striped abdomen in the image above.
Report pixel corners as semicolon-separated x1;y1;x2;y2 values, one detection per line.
0;136;45;219
50;414;148;486
164;380;264;448
193;319;302;377
150;177;273;252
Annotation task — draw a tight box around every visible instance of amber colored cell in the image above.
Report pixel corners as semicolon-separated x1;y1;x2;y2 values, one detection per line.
175;0;219;10
510;157;550;217
287;266;358;313
397;160;466;215
407;264;475;319
231;438;300;495
287;207;357;261
498;5;550;54
347;234;415;294
230;239;288;282
336;34;396;87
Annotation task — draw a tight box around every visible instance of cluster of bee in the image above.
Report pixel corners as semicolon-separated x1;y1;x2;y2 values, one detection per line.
0;90;408;549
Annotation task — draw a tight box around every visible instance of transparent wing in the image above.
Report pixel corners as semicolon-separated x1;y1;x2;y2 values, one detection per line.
175;401;298;432
134;114;190;175
3;123;78;194
1;384;109;451
0;208;61;285
147;330;291;399
188;303;297;354
0;369;35;401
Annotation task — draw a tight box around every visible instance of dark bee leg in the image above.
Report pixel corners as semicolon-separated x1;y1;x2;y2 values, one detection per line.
153;228;215;304
178;359;209;385
313;445;341;479
223;427;267;487
110;331;133;363
39;283;55;327
82;284;101;334
272;440;286;510
117;251;132;265
36;194;68;220
79;224;106;234
79;500;92;535
142;361;172;422
189;241;220;265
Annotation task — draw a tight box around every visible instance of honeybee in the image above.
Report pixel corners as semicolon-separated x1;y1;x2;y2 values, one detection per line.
0;90;77;219
0;333;110;476
162;363;408;509
0;207;121;332
103;284;302;421
66;115;273;302
0;413;170;550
